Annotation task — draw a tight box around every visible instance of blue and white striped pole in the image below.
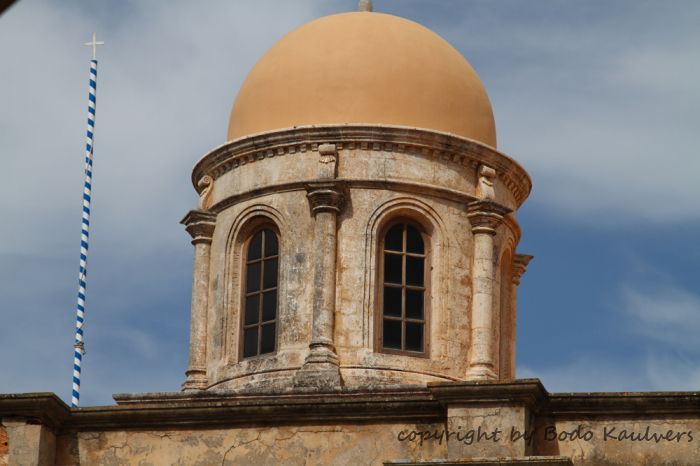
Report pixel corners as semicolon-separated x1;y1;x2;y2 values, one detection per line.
72;33;103;408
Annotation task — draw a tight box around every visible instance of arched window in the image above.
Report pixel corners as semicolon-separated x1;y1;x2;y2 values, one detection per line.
241;228;279;359
378;221;428;355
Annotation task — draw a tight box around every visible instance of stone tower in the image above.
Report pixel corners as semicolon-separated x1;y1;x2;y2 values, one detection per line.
180;11;532;393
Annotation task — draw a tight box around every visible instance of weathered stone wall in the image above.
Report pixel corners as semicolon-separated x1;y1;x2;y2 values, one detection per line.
204;188;519;390
206;190;315;389
191;126;529;391
3;384;699;466
63;421;447;466
545;417;700;466
1;419;55;466
48;417;700;466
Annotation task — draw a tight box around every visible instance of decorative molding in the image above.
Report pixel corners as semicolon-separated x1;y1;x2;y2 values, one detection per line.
209;178;478;215
467;200;512;236
503;215;522;248
317;142;338;180
197;175;214;210
181;210;217;245
191;125;532;207
512;254;534;286
476;164;496;200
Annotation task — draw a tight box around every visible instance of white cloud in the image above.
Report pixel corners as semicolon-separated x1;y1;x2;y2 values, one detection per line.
521;280;700;392
621;283;700;352
443;2;700;226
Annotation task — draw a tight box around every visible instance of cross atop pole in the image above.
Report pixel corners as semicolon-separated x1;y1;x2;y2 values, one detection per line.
72;31;104;408
83;32;104;60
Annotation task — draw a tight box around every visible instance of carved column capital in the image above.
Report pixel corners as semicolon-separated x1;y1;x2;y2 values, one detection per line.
512;253;534;285
305;182;346;215
467;200;512;235
181;210;217;245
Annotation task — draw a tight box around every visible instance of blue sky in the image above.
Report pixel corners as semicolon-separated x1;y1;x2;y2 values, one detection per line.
1;0;699;406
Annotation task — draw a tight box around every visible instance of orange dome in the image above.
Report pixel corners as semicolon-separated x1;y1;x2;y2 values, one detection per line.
227;12;496;147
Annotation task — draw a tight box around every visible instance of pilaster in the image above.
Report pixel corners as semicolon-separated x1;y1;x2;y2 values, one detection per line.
466;200;512;381
295;144;346;389
181;209;217;390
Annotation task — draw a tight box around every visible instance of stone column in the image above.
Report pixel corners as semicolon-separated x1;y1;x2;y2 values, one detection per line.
466;200;512;380
507;253;533;378
180;210;217;390
295;144;345;388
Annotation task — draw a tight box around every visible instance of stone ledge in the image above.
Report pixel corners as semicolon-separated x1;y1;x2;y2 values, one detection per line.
428;379;548;411
0;393;69;430
549;391;700;416
385;456;573;466
3;382;700;433
86;386;442;431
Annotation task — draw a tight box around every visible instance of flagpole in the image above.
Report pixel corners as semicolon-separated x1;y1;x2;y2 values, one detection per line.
72;33;104;408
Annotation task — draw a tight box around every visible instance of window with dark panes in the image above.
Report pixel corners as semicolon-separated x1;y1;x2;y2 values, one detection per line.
242;228;279;358
380;222;427;354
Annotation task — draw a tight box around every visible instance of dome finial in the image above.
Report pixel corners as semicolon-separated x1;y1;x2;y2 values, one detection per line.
358;0;373;12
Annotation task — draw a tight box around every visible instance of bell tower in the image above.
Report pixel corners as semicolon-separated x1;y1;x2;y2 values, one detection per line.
180;9;532;393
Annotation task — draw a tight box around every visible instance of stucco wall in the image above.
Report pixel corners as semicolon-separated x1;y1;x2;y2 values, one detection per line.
49;416;700;466
61;422;446;466
546;417;700;466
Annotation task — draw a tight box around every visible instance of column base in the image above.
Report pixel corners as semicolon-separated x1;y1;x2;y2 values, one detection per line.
294;343;343;389
465;365;498;381
181;368;208;391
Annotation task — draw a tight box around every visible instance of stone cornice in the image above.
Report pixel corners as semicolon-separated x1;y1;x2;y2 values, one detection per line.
428;379;548;411
191;125;532;207
467;200;513;235
209;178;479;214
79;387;442;431
0;393;70;430
549;392;700;416
3;384;700;433
180;209;217;245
